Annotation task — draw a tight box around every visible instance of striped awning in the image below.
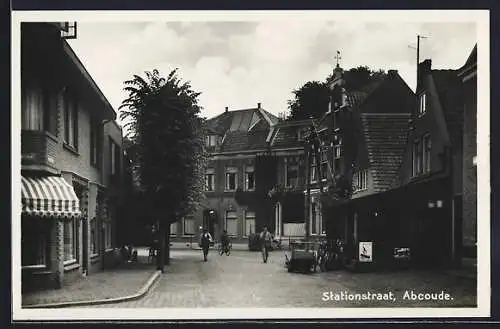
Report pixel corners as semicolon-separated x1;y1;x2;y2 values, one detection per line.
21;176;81;219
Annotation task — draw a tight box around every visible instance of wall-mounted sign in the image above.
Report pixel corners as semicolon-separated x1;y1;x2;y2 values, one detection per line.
359;241;373;263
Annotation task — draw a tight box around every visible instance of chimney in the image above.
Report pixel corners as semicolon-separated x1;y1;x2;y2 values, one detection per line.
225;106;228;112
257;102;261;109
417;59;432;89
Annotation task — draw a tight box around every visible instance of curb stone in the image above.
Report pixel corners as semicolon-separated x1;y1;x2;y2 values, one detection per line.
23;270;162;309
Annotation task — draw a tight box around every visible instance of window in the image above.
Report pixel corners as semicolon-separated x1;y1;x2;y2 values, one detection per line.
109;138;121;177
418;93;427;115
354;170;368;192
170;222;178;236
286;164;299;188
311;202;317;235
63;90;78;149
244;211;256;237
64;219;78;262
245;165;255;190
21;217;48;268
104;221;112;250
183;217;196;235
205;168;215;191
206;135;217;147
310;156;318;182
90;218;97;256
225;166;238;191
225;210;238;237
21;84;57;135
90;119;102;168
321;149;328;180
412;138;423;177
422;134;431;173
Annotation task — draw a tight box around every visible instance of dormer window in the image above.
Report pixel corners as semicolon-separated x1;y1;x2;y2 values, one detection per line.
418;92;427;115
206;135;217;147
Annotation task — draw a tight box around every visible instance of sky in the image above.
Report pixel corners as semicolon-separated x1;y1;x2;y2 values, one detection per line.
67;19;477;124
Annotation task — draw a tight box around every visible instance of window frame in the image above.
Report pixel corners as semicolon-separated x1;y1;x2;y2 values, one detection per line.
21;216;49;269
63;218;79;264
285;163;299;188
225;167;238;191
63;89;78;150
353;169;369;192
418;92;427;115
182;217;196;236
243;211;256;237
90;118;102;168
412;137;423;177
244;165;255;191
205;169;215;192
422;134;431;173
225;210;238;237
206;135;218;147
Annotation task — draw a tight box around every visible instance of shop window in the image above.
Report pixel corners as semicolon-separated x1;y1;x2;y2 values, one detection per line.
21;217;48;268
64;219;78;263
90;218;97;256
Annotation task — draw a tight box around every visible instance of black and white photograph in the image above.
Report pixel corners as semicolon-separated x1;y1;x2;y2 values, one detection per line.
11;10;489;320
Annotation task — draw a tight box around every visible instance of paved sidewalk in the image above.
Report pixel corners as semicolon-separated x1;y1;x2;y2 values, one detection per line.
22;255;158;307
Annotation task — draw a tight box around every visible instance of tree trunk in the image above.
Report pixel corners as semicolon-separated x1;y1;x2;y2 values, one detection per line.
165;223;171;265
157;220;166;273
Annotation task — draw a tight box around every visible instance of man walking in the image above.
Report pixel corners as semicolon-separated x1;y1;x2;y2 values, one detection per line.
200;228;213;262
260;227;273;263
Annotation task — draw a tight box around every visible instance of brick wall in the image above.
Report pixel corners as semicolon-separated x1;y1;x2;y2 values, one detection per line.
462;76;477;254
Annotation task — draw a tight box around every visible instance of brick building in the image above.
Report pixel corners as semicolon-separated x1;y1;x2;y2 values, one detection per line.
169;104;312;242
20;22;123;292
316;48;475;269
457;45;477;261
311;64;415;248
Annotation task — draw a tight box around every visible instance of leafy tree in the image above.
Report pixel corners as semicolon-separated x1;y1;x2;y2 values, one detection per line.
287;81;330;121
288;66;386;121
119;69;208;272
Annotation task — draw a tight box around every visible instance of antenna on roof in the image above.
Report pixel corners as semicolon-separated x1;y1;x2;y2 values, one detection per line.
408;34;429;87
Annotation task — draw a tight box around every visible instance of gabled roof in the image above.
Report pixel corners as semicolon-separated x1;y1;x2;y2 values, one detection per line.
432;70;464;148
206;106;278;153
270;119;312;149
360;113;411;193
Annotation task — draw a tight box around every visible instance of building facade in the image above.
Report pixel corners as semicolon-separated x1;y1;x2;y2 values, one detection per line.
20;22;123;292
457;45;477;261
169;104;312;241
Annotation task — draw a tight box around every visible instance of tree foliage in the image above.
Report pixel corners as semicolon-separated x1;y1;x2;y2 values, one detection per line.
287;66;386;121
119;68;208;226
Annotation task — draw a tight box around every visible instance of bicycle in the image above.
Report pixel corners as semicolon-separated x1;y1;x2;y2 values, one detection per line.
218;241;232;256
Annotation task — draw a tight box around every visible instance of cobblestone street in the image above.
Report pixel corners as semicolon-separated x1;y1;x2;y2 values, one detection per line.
88;249;476;308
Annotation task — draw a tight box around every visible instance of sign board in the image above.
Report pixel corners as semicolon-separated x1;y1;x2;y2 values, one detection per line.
359;241;373;262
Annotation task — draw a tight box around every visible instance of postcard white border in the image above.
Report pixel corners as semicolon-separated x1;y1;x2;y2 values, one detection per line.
11;9;490;321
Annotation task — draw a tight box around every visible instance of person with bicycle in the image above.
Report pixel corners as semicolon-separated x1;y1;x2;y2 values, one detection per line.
220;229;230;254
260;227;273;263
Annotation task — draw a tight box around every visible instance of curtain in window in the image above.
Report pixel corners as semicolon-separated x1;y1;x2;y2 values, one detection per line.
22;85;44;131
